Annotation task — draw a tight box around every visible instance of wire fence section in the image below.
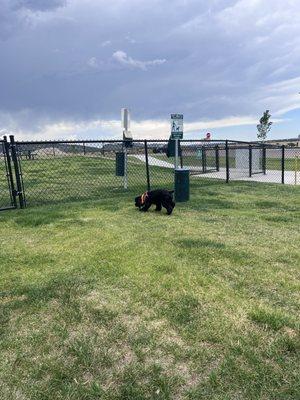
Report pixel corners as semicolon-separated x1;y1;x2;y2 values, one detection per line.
0;138;299;209
15;140;150;206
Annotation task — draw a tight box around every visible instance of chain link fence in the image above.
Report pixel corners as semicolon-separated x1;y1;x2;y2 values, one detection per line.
15;140;149;206
0;136;299;210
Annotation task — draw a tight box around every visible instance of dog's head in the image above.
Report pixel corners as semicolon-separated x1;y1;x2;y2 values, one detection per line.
135;192;148;208
135;195;142;208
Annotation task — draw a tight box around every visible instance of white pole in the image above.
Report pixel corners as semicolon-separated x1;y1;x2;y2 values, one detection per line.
175;138;179;170
121;108;131;190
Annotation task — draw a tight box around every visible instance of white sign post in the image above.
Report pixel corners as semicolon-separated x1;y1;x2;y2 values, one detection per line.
171;114;183;170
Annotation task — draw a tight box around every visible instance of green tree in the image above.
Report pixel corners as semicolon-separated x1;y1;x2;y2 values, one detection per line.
257;110;272;142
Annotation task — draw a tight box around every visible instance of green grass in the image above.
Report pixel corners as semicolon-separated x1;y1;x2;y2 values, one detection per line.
1;181;299;399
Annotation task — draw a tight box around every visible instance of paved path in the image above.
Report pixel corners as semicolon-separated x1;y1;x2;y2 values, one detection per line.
132;154;174;168
194;168;299;185
131;155;299;185
132;155;206;171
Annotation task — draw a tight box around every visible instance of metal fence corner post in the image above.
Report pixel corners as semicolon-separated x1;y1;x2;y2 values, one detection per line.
144;140;151;191
281;145;285;184
9;135;25;208
3;135;17;208
225;140;229;183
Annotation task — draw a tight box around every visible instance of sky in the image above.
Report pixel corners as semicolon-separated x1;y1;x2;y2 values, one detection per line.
1;0;300;141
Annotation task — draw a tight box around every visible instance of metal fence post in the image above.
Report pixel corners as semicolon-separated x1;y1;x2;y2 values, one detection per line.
225;140;229;183
249;144;252;177
262;144;266;174
295;152;299;185
180;142;183;168
3;136;17;208
144;140;151;191
202;146;206;173
281;145;285;184
123;142;128;190
216;144;220;172
9;135;25;208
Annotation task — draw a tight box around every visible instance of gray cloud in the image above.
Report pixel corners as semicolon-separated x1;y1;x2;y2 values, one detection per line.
1;0;300;138
0;0;67;39
112;51;166;70
14;0;67;11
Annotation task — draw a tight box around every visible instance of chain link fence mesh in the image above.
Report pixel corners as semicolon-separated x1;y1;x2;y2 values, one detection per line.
15;141;150;206
0;138;298;209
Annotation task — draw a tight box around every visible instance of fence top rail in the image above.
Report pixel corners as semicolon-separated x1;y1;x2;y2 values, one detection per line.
14;139;232;145
7;136;299;149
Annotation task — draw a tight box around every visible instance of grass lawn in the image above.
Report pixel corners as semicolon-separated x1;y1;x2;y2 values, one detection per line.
0;181;300;400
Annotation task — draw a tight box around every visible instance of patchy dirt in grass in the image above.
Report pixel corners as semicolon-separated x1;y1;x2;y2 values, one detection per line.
76;288;224;397
0;294;27;305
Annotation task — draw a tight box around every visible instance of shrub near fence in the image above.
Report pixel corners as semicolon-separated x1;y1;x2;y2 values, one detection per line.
0;136;299;210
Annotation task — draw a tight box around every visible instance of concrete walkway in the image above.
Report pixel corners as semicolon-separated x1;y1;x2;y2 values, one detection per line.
194;168;299;185
131;155;299;185
132;154;174;169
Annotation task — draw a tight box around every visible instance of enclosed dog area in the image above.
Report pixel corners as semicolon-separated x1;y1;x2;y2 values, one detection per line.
1;136;299;400
1;137;299;211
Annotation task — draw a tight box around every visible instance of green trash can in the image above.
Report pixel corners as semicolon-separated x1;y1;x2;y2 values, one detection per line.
116;152;125;176
175;168;189;202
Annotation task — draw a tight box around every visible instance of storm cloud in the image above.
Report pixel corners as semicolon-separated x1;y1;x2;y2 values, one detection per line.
1;0;300;139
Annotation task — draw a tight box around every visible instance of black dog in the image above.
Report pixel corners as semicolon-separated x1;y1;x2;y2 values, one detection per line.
135;189;175;215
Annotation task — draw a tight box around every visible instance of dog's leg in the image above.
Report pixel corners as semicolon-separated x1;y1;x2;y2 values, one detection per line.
162;201;173;215
141;201;151;212
155;202;162;211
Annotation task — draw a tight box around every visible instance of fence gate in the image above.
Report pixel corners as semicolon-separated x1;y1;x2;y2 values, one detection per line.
0;138;17;211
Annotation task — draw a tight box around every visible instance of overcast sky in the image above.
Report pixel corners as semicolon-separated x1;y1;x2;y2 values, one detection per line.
1;0;300;140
